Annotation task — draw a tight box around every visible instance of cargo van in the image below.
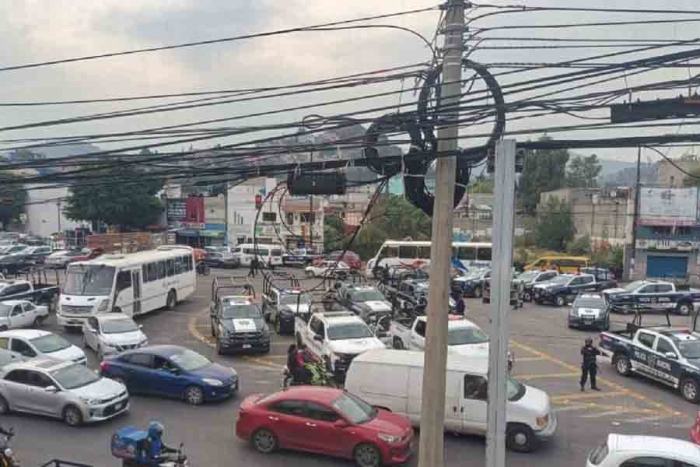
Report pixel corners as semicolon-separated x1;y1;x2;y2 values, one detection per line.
345;349;556;452
524;255;588;273
231;243;283;267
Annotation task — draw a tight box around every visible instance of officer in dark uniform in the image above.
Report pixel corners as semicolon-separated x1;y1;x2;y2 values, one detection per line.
580;337;601;391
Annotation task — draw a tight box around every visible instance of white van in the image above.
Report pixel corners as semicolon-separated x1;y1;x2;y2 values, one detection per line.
345;349;556;452
231;243;283;267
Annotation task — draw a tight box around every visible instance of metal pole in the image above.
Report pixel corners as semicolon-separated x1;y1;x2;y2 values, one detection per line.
309;151;314;250
630;146;641;280
418;2;465;467
224;182;229;247
486;139;516;467
57;200;61;232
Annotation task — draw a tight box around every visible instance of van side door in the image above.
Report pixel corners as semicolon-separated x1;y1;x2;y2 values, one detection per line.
459;374;488;434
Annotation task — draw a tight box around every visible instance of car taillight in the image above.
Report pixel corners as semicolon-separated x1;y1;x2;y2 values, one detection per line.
99;361;109;373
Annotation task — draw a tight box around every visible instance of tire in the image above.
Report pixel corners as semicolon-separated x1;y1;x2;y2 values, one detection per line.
555;296;566;307
0;326;8;332
306;270;315;278
473;286;483;299
354;443;381;467
677;302;692;316
614;354;632;376
523;291;532;302
252;428;278;454
393;337;405;350
166;290;177;310
33;315;45;327
184;385;205;405
506;424;536;453
0;395;9;415
63;405;83;426
681;377;700;403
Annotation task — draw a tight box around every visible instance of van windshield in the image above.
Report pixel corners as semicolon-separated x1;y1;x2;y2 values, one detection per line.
507;377;526;401
64;265;115;296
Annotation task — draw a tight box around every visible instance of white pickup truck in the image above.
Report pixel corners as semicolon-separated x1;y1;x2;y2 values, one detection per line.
294;310;386;381
389;314;514;371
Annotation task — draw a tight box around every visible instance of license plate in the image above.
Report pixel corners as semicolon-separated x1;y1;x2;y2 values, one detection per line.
584;320;593;324
242;344;252;349
114;402;123;411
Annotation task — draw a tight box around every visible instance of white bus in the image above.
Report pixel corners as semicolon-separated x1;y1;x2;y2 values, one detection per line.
231;243;283;267
365;240;493;276
57;246;196;329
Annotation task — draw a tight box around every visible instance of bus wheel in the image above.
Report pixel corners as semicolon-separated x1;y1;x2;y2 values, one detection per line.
166;291;177;310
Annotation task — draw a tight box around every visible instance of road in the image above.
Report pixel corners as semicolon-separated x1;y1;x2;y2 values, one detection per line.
6;268;696;467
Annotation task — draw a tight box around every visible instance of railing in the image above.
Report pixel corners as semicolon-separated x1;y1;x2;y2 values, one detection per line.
40;461;93;467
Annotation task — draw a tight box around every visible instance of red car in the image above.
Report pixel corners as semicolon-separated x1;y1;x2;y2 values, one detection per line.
314;250;362;270
691;411;700;444
236;387;413;467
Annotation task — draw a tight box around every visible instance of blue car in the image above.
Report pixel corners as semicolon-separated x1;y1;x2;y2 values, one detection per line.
99;345;238;405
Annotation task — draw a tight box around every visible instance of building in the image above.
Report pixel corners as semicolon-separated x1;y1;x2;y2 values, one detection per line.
658;155;700;187
281;196;325;250
539;187;635;247
25;185;87;239
227;178;282;246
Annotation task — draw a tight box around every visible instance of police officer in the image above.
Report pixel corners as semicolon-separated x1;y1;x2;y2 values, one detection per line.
580;337;601;391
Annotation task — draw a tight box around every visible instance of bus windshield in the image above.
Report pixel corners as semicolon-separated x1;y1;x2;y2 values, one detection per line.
64;265;116;296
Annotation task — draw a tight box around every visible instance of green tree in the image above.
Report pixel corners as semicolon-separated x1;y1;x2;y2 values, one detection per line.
470;176;494;194
683;168;700;187
64;164;164;231
568;235;592;256
535;197;575;251
0;174;27;230
323;213;345;252
567;154;602;188
519;136;570;214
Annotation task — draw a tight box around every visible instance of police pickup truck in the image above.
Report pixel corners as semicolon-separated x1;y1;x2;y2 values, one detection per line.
514;270;558;302
451;268;491;298
599;325;700;403
210;295;271;355
603;280;700;316
262;286;312;335
336;283;392;320
388;278;457;313
533;273;616;307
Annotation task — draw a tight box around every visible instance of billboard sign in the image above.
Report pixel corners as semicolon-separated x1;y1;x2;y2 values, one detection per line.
639;187;698;226
166;199;187;222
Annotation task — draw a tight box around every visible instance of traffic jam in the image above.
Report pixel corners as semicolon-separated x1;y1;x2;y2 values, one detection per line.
2;239;700;467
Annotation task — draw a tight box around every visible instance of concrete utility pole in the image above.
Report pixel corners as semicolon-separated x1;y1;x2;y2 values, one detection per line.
309;151;314;250
630;146;642;280
417;2;465;467
224;182;230;246
486;139;517;467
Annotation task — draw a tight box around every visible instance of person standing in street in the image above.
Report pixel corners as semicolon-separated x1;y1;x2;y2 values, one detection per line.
580;337;601;391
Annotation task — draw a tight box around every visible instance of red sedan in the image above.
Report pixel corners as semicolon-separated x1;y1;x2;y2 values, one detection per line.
236;387;413;467
314;250;362;270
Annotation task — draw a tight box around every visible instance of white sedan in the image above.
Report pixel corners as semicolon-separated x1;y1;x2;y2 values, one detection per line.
0;300;49;330
587;434;700;467
305;261;350;278
82;314;148;360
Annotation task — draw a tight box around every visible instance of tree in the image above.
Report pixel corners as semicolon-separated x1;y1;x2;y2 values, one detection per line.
683;168;700;187
568;235;592;256
535;196;574;251
0;174;27;230
323;214;345;252
519;136;570;214
470;176;494;194
64;164;164;231
567;154;602;188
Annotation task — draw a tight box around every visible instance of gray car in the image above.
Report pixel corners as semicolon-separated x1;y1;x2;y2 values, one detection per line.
568;293;610;330
0;358;129;426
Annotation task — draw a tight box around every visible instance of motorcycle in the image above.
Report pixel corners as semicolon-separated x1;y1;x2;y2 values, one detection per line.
196;261;210;276
156;444;189;467
282;351;337;389
0;428;19;467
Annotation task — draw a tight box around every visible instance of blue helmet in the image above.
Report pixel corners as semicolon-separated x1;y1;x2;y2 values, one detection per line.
148;422;164;438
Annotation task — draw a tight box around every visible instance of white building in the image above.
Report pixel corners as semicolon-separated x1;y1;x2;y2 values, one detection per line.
227;178;282;245
25;185;86;238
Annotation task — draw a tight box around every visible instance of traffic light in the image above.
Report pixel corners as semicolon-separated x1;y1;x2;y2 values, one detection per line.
255;194;262;210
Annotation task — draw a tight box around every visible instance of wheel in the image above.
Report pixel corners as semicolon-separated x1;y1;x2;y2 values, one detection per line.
681;377;700;403
0;395;9;415
677;302;692;316
555;296;566;307
523;291;532;302
0;325;8;332
306;270;315;278
393;337;405;350
354;443;381;467
252;428;278;454
63;405;83;426
614;354;632;376
166;291;177;310
506;424;536;452
473;286;483;298
184;385;205;405
32;315;45;326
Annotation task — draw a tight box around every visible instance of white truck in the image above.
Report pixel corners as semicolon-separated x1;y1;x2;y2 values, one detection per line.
389;314;514;371
294;310;386;382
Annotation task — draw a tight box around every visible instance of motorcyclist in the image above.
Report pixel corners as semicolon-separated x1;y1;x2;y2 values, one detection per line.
143;422;177;466
287;344;312;385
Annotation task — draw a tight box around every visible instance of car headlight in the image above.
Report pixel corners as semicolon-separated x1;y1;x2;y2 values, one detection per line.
569;308;578;317
536;414;549;428
261;326;270;337
80;397;100;406
378;433;401;444
202;378;223;387
97;299;110;312
4;448;13;457
139;339;149;348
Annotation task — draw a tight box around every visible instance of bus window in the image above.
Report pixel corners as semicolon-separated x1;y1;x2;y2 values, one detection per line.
476;247;492;261
142;265;149;283
417;246;431;259
380;246;398;259
157;261;166;280
116;271;132;292
147;263;158;281
457;247;476;260
166;259;175;277
398;246;417;259
271;249;283;257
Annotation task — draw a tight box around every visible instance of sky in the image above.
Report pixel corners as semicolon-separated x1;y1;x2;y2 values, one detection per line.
1;0;700;167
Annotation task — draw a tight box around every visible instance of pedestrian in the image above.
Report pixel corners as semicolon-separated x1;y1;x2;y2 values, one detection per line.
456;295;466;315
580;337;601;391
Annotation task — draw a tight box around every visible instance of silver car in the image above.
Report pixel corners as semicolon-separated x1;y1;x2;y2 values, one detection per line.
0;358;128;426
82;314;148;361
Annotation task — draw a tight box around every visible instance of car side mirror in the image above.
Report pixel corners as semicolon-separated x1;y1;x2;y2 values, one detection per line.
334;419;349;428
138;324;143;330
45;385;58;393
314;334;324;342
665;352;678;360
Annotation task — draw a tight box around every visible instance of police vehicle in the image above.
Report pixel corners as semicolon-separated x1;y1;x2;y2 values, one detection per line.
568;293;609;330
210;295;271;355
451;268;491;298
514;270;558;302
533;273;616;306
600;326;700;403
603;280;700;316
262;286;312;335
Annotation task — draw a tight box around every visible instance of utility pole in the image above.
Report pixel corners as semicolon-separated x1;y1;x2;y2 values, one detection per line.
56;199;62;232
309;151;313;250
629;146;642;280
486;139;516;467
418;2;465;467
224;182;230;247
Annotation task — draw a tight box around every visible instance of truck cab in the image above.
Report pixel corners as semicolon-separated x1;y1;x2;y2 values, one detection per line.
533;274;603;306
262;287;312;335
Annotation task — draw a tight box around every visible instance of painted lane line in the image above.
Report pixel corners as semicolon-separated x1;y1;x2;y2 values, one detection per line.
553;404;593;413
515;357;548;362
517;372;579;381
581;408;639;419
552;390;628;403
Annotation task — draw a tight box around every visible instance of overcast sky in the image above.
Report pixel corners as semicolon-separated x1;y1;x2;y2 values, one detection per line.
1;0;699;165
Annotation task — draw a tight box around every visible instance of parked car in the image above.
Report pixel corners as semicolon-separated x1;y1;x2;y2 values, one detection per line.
319;251;362;270
45;250;83;269
345;350;556;452
282;248;322;267
533;273;616;306
23;246;53;264
0;329;86;364
568;293;610;330
236;386;414;467
305;261;350;278
99;345;238;405
587;434;700;467
0;300;49;330
82;314;149;361
0;349;25;369
514;270;558;302
0;254;36;275
604;280;700;316
0;358;129;426
203;252;240;269
262;286;312;335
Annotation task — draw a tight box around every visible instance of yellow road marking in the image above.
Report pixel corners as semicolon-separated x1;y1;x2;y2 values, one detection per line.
518;372;579;381
553;404;594;413
244;356;284;369
515;357;547;362
553;390;628;402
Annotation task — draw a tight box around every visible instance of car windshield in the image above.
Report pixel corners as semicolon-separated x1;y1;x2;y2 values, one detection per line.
351;290;386;302
507;377;526;401
31;334;71;353
51;364;100;390
448;327;490;346
624;281;646;292
332;392;376;424
222;304;262;319
574;299;605;308
678;341;700;359
517;271;539;282
279;294;311;306
102;319;139;334
63;265;115;296
327;322;374;340
169;349;211;371
0;304;11;317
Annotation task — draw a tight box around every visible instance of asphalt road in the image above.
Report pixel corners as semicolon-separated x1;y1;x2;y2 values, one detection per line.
5;268;697;467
